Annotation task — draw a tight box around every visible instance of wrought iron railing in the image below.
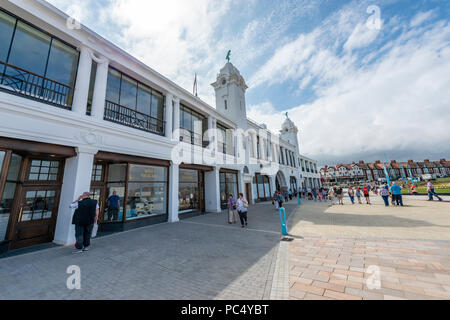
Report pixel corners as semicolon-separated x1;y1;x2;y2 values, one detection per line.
104;100;165;136
0;61;73;109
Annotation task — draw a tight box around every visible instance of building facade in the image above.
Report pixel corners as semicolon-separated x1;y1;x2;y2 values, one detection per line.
0;1;320;253
320;159;450;184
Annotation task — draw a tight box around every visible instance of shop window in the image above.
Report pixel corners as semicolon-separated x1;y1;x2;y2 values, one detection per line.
126;165;168;220
28;160;59;181
179;169;200;213
20;189;56;221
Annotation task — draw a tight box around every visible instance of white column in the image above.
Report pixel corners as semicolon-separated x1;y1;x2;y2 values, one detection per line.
252;133;258;160
165;93;173;140
173;97;180;141
212;119;218;154
168;163;179;223
238;170;245;199
205;168;221;213
91;59;110;121
270;175;276;194
72;45;92;116
54;147;97;246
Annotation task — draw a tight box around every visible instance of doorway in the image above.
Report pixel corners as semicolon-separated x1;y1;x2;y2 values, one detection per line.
245;183;252;203
9;157;64;250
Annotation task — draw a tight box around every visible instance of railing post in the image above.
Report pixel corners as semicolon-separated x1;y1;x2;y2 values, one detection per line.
297;192;301;205
279;207;288;235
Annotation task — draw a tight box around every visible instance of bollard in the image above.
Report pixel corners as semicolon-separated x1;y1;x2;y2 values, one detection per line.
297;193;301;205
279;207;288;235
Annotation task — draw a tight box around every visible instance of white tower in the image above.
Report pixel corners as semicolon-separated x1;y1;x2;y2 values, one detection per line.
280;115;300;152
211;62;248;130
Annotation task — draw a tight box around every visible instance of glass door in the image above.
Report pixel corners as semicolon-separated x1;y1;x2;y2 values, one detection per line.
11;186;60;249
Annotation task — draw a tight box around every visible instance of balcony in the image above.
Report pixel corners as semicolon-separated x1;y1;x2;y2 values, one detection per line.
0;61;73;110
104;100;165;136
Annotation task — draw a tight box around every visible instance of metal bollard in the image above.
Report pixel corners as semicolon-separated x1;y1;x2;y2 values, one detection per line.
279;207;288;235
297;193;301;205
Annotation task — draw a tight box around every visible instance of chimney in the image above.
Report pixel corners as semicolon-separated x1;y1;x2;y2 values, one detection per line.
408;160;414;164
359;161;364;164
391;160;396;163
375;160;381;164
424;159;430;162
441;158;446;162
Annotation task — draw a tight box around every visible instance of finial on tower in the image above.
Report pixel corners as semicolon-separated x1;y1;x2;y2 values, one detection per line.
226;50;231;63
285;112;289;118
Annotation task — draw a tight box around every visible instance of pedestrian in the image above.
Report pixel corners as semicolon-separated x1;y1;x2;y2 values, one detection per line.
336;187;344;205
328;187;336;206
307;187;312;200
427;180;443;201
318;187;323;202
284;191;289;203
363;185;371;204
356;186;363;204
106;191;120;221
312;188;318;201
227;194;238;224
348;186;355;204
70;191;99;254
390;182;404;206
236;193;249;228
289;189;293;200
380;184;390;206
277;192;284;208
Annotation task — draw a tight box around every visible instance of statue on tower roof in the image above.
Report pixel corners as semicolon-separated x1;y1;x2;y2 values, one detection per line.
226;50;231;63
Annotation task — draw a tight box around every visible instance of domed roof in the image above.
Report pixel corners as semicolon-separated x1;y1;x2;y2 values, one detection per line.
282;116;297;131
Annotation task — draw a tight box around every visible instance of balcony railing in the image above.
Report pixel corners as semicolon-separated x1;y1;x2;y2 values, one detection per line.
104;100;165;136
0;61;73;109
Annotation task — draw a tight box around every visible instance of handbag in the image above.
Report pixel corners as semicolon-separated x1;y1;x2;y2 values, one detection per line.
91;222;98;238
243;201;249;209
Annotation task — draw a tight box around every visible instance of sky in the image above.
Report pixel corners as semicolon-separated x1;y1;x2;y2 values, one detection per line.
47;0;450;166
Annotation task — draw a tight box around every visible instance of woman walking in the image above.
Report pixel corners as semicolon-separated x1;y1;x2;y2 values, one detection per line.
336;187;344;205
356;186;363;204
380;185;390;207
227;194;238;224
237;193;249;228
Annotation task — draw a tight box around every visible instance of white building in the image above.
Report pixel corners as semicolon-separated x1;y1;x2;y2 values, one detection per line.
0;0;320;253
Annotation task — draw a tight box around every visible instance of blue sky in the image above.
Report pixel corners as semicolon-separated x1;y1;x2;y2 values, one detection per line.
48;0;450;165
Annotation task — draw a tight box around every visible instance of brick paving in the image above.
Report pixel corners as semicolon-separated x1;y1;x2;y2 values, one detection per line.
288;197;450;300
0;202;298;300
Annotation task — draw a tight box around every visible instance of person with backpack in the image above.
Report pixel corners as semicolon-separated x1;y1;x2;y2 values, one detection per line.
227;194;238;224
336;187;344;205
236;193;249;228
70;191;99;254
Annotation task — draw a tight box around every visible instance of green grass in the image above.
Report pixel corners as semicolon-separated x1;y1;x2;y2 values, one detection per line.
402;188;450;194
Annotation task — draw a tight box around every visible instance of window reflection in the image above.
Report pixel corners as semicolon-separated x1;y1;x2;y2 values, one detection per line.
179;169;199;213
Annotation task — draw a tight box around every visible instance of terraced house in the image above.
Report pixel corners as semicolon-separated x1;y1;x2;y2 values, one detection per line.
320;159;450;184
0;0;319;253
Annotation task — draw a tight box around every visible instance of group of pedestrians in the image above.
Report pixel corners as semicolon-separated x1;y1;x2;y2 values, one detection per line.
227;193;249;228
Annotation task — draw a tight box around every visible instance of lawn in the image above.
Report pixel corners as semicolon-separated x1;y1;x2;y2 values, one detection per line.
400;177;450;194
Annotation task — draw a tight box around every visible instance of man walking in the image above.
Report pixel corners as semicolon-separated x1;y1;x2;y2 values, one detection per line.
427;180;443;201
70;191;99;254
390;182;403;206
107;191;120;221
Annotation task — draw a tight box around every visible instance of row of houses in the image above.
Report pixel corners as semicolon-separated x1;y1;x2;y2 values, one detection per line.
320;159;450;184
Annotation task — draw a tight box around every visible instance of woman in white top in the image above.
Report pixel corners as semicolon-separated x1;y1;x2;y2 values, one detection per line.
236;193;249;228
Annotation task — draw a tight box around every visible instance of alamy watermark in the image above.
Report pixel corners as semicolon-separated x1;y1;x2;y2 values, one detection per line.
365;265;382;290
66;265;81;290
366;5;382;30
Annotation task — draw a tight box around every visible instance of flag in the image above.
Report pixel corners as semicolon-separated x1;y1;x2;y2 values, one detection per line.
193;74;198;97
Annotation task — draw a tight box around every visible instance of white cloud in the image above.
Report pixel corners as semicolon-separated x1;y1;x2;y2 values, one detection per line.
248;16;450;163
410;10;436;28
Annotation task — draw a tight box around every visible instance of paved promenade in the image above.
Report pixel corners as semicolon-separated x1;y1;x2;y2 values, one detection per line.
288;196;450;300
1;196;449;300
0;202;297;300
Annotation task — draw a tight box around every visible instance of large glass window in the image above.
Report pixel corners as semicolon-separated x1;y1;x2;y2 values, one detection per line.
0;154;22;241
120;75;137;109
0;11;15;64
126;165;168;220
0;10;79;107
46;39;78;86
255;174;271;200
220;171;238;209
106;68;121;104
7;21;51;76
180;105;207;146
179;169;199;213
216;123;234;155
